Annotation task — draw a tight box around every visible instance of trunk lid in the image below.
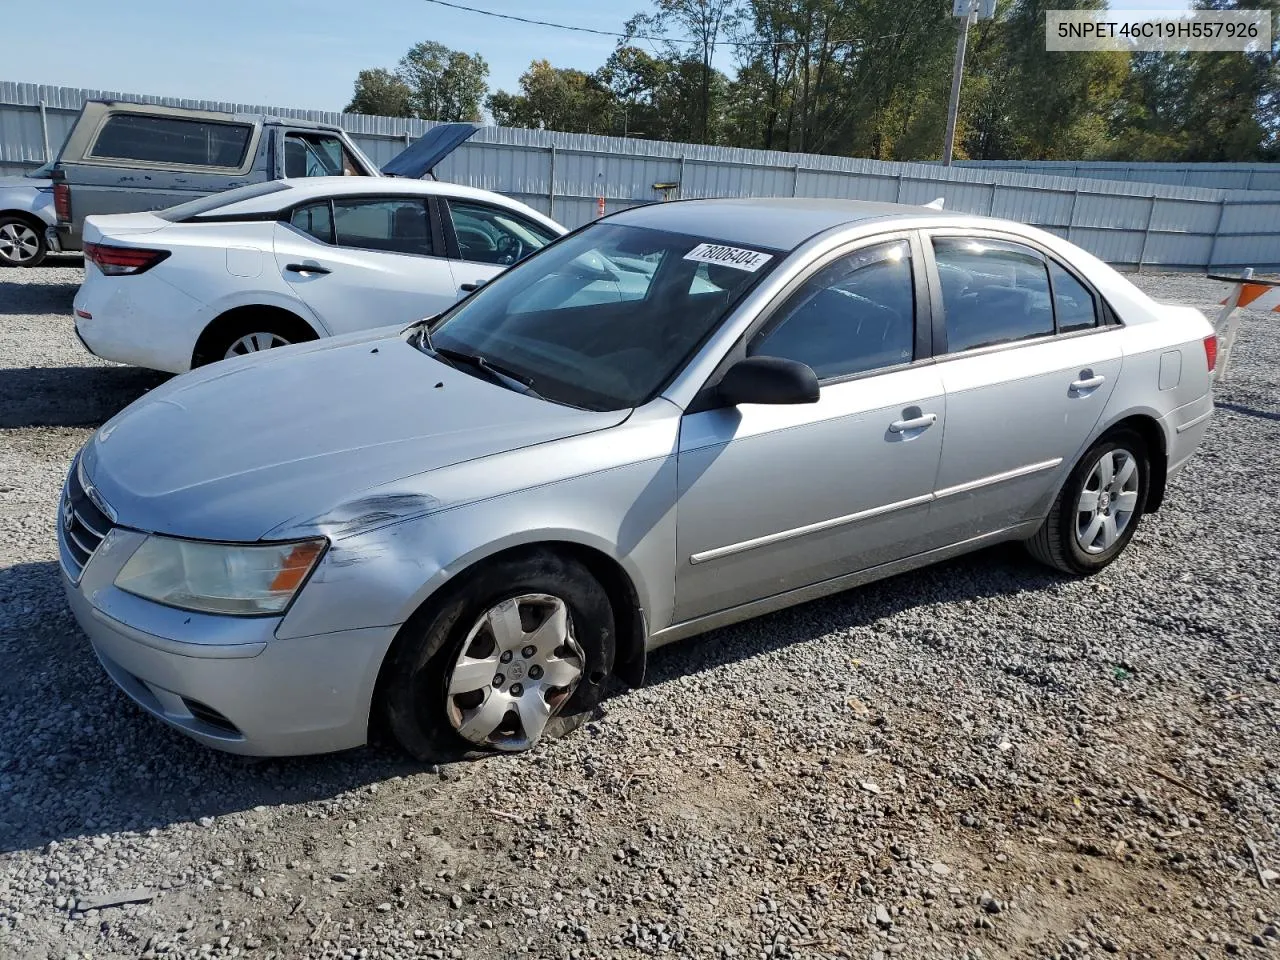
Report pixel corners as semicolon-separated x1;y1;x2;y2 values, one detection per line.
82;212;171;245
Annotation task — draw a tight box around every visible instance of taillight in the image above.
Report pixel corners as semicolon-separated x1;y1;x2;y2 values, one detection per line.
1203;334;1218;372
83;242;170;276
53;182;71;223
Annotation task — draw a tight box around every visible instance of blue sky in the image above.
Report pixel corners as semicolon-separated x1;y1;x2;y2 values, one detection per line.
6;0;1192;114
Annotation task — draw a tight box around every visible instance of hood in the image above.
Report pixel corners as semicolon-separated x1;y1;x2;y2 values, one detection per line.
380;123;479;179
81;333;628;541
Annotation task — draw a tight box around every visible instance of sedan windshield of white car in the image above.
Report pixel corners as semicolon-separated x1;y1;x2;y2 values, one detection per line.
423;224;780;410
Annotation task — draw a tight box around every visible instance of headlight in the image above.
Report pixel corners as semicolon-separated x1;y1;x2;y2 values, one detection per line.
114;536;326;616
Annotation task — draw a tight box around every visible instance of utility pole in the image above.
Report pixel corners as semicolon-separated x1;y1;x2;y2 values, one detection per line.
942;0;993;165
942;0;975;166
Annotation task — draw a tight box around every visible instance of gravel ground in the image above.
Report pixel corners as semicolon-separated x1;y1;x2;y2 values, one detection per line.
1;263;1278;960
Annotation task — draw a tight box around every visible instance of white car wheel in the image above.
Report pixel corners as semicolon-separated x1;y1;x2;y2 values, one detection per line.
224;332;293;359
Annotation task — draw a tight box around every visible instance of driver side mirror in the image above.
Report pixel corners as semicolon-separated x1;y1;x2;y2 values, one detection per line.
718;356;820;406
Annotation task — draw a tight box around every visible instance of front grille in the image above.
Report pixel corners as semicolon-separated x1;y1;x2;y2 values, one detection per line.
59;460;115;582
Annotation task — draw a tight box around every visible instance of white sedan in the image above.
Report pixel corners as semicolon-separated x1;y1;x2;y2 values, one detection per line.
71;178;565;373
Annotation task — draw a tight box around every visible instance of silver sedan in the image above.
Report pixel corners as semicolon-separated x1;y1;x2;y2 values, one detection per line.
59;198;1216;758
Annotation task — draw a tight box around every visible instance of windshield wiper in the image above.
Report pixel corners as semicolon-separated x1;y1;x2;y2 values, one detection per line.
431;346;544;399
403;316;436;352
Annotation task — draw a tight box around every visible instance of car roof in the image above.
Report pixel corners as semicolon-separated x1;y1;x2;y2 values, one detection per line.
199;177;564;231
607;198;953;251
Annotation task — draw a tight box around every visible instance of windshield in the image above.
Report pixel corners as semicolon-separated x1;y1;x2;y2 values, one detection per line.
426;223;781;410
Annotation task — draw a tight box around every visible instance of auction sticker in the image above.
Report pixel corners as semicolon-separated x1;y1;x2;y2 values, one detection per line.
683;243;773;272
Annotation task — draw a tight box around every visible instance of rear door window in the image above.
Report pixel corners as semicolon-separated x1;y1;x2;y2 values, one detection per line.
89;114;252;168
932;238;1054;352
331;198;434;256
1049;261;1100;333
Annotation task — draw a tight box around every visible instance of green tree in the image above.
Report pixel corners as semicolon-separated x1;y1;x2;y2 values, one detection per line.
664;57;734;142
486;61;616;133
1102;0;1278;161
344;0;1280;164
722;0;954;157
626;0;742;142
982;0;1127;159
345;68;415;117
397;41;490;121
595;46;667;137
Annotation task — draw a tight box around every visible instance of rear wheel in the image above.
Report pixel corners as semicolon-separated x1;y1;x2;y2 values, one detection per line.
381;551;615;761
224;331;292;358
194;311;317;367
1026;431;1149;575
0;215;47;268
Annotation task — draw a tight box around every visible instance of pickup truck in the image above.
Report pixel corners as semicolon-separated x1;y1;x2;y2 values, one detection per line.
49;99;476;252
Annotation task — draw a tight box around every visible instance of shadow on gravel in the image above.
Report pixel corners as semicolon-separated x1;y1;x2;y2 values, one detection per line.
0;365;168;427
0;544;1058;853
1216;400;1280;422
0;562;418;854
0;281;77;315
645;541;1059;687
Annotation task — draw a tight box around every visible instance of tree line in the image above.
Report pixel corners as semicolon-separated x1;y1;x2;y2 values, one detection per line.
344;0;1280;163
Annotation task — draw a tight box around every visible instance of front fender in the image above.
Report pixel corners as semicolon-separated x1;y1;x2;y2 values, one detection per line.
275;404;682;643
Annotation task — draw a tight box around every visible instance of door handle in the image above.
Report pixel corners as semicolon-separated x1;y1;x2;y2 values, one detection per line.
459;282;482;292
1070;372;1106;393
285;262;330;275
889;412;938;433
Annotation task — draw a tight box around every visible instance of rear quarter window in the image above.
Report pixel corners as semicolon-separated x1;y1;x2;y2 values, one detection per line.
90;114;253;168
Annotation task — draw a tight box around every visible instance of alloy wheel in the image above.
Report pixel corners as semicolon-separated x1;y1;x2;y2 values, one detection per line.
445;593;585;751
224;332;291;358
1075;447;1140;554
0;222;40;264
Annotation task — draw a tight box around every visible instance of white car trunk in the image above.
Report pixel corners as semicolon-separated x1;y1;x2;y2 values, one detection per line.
82;212;171;245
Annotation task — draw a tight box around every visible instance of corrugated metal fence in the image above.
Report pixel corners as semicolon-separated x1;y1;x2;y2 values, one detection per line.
4;80;1280;270
956;160;1280;192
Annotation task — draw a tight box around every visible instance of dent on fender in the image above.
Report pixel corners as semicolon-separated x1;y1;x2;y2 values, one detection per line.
290;492;444;542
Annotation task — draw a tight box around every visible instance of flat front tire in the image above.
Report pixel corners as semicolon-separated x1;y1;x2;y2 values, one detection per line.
1027;431;1150;575
381;551;616;761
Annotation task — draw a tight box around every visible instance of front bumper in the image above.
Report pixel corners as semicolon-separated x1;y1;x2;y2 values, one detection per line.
60;513;399;756
45;225;63;254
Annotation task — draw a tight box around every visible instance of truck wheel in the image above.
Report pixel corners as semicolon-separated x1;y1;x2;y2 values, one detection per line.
0;216;47;268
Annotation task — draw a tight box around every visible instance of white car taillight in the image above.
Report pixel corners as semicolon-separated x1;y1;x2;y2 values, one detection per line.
83;242;170;276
